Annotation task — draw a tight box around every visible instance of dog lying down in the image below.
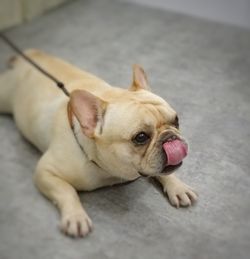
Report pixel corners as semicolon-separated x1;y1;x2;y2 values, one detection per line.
0;50;197;238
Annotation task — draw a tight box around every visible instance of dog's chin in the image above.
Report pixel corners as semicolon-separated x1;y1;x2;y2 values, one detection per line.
138;162;182;177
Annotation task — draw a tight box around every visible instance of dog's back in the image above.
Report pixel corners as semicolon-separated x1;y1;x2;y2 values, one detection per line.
0;49;111;151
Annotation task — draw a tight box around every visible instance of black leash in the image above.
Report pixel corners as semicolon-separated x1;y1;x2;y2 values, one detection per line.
0;32;70;97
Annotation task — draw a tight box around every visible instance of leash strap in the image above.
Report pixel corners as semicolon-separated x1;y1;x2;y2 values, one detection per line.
0;32;70;97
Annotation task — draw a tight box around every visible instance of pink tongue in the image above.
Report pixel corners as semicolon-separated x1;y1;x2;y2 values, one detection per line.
163;139;188;166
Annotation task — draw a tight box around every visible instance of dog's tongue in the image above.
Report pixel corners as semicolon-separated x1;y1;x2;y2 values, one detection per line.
163;139;188;166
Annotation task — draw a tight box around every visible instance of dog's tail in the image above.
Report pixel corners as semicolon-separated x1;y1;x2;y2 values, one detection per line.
0;56;19;114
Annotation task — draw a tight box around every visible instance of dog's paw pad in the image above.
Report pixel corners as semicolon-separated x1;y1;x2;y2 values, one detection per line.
165;183;198;208
60;213;93;238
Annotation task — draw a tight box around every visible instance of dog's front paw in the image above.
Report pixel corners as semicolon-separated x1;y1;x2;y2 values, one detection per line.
164;179;198;208
60;212;93;238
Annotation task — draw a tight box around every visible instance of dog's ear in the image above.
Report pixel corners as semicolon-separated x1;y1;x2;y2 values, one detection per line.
69;90;107;138
130;64;150;91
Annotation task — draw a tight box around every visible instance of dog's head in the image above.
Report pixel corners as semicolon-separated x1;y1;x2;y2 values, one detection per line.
69;65;188;180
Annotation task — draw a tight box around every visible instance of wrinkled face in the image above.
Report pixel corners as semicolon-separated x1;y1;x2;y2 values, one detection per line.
69;65;187;180
93;90;186;179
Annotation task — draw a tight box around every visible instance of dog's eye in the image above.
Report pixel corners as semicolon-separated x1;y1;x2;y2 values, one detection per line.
133;132;150;145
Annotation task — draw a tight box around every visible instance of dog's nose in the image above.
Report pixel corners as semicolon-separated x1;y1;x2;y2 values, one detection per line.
164;134;178;142
160;131;178;144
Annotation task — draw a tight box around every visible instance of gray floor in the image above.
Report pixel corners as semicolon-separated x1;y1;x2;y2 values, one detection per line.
0;0;250;258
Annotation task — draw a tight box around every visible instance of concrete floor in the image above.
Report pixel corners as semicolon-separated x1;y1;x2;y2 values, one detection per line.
0;0;250;258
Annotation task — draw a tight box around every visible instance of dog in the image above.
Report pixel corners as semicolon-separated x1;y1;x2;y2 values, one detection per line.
0;49;197;238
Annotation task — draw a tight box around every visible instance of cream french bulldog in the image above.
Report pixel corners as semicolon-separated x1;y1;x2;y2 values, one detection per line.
0;49;197;238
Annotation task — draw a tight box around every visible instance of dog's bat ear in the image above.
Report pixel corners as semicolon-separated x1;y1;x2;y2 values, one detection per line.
69;90;107;138
130;64;151;91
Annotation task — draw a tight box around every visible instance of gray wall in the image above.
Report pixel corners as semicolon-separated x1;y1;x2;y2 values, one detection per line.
0;0;71;30
118;0;250;28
